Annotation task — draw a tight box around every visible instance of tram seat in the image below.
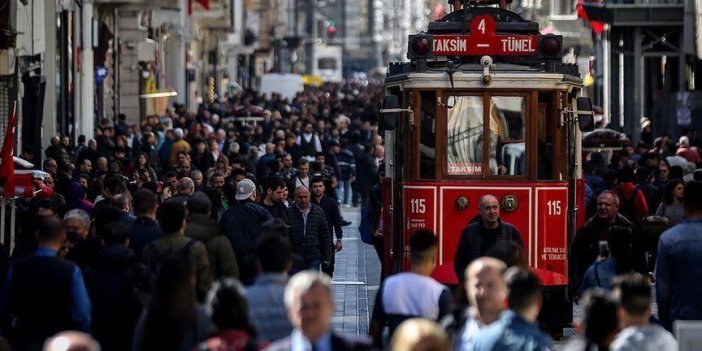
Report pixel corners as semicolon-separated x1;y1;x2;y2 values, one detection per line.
501;142;525;175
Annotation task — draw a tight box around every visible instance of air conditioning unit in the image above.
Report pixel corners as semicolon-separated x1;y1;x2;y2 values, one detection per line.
137;39;157;61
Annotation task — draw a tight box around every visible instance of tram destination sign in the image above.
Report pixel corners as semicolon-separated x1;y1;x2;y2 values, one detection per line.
432;15;538;56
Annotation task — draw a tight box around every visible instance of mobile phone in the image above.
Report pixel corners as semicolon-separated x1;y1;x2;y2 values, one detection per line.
599;240;610;258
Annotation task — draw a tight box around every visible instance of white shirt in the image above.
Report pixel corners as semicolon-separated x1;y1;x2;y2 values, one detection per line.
610;324;678;351
457;309;486;351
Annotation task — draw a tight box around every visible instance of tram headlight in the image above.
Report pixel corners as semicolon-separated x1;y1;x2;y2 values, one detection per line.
538;35;563;59
408;35;432;59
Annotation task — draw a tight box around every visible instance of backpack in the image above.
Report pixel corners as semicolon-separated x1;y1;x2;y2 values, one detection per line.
139;239;198;303
615;188;641;224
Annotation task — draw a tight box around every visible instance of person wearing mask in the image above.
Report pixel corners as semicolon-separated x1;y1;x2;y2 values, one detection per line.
453;195;523;285
0;216;92;351
371;230;452;347
310;177;343;277
132;255;214;351
472;267;552;351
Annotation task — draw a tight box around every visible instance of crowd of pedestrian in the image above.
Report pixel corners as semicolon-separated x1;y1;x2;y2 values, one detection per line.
0;82;387;351
2;77;702;351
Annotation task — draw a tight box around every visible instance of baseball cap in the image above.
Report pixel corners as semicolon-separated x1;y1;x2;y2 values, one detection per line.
235;179;256;200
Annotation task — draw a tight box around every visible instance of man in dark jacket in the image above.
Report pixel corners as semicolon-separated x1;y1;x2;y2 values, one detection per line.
127;189;163;257
220;178;272;284
570;190;647;300
310;177;343;277
0;216;91;351
84;222;143;351
454;194;523;285
287;186;332;270
186;192;239;279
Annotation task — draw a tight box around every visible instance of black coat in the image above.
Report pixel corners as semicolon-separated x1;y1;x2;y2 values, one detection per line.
286;204;332;263
220;200;273;259
453;219;523;284
83;246;143;351
569;214;647;297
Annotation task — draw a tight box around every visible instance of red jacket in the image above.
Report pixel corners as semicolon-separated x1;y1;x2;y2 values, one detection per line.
613;182;649;223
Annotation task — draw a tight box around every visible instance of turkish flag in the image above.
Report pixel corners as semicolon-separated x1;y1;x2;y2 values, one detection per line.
188;0;210;14
0;102;17;197
576;0;605;34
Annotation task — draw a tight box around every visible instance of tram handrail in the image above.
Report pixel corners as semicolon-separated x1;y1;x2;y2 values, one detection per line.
380;108;415;125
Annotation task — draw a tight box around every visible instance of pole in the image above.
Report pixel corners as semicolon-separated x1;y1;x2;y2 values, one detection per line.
10;199;15;253
618;39;624;130
305;0;315;74
603;26;611;127
73;9;81;138
81;0;95;140
0;198;5;246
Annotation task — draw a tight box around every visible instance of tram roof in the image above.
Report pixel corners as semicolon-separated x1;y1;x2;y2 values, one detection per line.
384;71;583;90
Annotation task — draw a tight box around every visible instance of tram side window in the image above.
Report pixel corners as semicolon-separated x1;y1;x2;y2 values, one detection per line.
420;92;437;179
491;96;526;176
537;92;555;180
446;96;484;176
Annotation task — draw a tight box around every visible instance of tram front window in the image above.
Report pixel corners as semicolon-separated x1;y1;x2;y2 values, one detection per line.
446;95;526;176
491;96;526;176
447;96;484;176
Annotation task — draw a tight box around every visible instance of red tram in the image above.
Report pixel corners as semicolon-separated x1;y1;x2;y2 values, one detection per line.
379;1;595;331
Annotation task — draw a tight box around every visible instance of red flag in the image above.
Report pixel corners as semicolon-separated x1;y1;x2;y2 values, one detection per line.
0;102;17;197
188;0;210;14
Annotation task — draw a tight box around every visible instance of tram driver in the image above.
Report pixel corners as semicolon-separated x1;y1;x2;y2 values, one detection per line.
453;194;523;284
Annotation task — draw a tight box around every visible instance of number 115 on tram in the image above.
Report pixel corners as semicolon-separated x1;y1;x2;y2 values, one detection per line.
378;5;595;332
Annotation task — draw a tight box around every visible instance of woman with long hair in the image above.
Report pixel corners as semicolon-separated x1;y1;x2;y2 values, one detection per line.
133;256;213;351
559;289;619;351
135;152;158;182
208;154;231;179
655;179;685;224
197;279;262;351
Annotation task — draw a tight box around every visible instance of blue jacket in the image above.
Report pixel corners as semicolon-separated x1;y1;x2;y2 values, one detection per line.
472;310;552;351
655;217;702;330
